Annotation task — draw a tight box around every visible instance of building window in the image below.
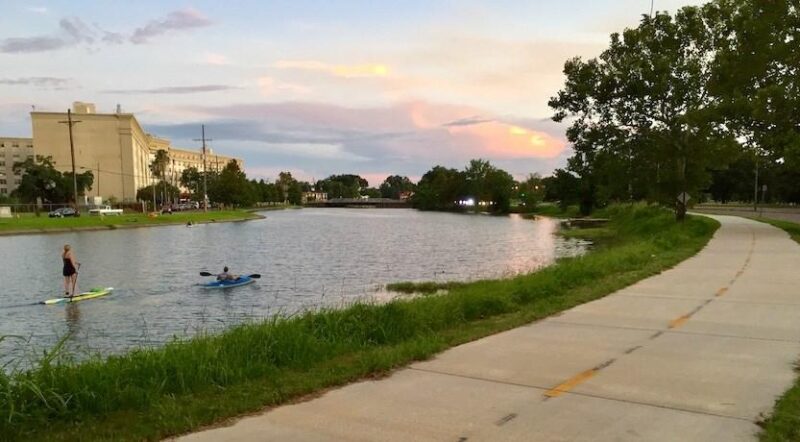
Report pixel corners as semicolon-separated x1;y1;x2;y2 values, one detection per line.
0;179;6;184
0;188;6;194
0;161;4;167
12;144;18;148
14;179;21;185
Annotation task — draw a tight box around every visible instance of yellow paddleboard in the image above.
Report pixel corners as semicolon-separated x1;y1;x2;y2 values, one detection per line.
42;287;114;305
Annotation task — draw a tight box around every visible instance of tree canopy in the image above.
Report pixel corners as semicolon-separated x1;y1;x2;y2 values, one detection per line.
12;155;93;204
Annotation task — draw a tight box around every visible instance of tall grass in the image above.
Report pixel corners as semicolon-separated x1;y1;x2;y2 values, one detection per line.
0;205;718;441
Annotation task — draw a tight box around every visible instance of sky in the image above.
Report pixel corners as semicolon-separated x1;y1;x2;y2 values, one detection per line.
0;0;705;185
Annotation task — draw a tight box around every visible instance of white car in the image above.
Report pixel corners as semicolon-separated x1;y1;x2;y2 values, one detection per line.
88;205;123;216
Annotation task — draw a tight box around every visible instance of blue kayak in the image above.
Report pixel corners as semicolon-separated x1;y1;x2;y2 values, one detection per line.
202;276;255;289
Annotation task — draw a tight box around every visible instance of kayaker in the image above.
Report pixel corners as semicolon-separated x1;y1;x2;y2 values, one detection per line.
62;244;80;297
217;266;237;281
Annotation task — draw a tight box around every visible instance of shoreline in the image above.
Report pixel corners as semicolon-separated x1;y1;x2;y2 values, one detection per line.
0;212;265;237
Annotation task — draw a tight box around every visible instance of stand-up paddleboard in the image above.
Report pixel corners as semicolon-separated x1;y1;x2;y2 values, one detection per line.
41;287;114;305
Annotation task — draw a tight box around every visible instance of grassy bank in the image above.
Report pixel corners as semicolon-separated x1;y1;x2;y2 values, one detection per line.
0;205;718;441
0;210;262;234
758;218;800;441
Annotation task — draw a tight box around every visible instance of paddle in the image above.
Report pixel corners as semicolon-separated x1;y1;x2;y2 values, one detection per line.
200;272;261;279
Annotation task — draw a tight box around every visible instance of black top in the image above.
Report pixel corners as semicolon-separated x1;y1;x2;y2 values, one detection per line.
63;256;76;277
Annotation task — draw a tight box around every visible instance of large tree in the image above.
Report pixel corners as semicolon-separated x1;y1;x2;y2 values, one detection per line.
379;175;416;199
12;155;93;204
550;7;738;218
317;174;368;199
209;160;255;207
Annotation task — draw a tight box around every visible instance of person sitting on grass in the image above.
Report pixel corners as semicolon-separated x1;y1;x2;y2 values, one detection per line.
216;266;238;281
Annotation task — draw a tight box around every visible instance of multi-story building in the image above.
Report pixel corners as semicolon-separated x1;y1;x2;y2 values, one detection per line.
30;102;242;202
0;137;34;196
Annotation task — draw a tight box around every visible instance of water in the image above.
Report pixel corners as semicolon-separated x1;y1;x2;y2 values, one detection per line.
0;209;588;366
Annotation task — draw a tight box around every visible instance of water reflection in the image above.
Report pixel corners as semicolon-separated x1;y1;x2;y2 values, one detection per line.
0;209;588;364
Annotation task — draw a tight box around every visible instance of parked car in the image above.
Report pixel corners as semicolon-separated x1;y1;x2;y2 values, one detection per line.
48;207;78;218
87;205;123;216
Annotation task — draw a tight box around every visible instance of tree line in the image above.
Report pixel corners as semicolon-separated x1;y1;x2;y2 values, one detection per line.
548;0;800;218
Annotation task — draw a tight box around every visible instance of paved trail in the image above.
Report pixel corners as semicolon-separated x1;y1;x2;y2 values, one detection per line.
177;215;800;441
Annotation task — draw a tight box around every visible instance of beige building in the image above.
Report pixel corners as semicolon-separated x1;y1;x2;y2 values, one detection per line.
30;102;242;202
0;137;34;196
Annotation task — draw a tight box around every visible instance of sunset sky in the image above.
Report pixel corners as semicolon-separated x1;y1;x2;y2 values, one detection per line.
0;0;703;185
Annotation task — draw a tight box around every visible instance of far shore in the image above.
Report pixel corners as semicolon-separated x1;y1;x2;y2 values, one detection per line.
0;209;270;237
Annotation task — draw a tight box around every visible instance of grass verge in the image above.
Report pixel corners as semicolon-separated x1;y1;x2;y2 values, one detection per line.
757;218;800;441
0;205;718;441
0;210;261;234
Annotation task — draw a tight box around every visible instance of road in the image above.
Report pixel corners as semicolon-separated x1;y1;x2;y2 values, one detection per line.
176;215;800;441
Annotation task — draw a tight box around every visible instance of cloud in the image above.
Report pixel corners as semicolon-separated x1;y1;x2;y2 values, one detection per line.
442;116;494;127
0;9;212;53
141;100;568;183
103;85;238;94
275;60;390;78
203;52;230;66
27;6;48;14
130;9;212;44
0;17;94;53
257;77;311;96
0;77;75;89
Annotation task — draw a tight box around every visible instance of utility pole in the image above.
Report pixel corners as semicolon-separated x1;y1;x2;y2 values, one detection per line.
97;161;100;198
58;109;81;210
194;125;212;212
650;0;655;18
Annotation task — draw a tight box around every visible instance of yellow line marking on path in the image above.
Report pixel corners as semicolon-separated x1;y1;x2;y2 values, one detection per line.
544;369;596;398
669;314;691;329
715;287;728;297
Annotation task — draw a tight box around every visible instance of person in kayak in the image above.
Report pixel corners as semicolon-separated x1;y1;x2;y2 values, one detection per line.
216;266;238;281
62;244;80;297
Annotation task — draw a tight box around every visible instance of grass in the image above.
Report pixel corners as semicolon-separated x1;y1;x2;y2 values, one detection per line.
385;280;469;294
0;205;718;441
526;203;582;218
756;218;800;441
0;210;261;233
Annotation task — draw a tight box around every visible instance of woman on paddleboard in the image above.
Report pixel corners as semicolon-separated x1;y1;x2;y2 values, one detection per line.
62;244;80;297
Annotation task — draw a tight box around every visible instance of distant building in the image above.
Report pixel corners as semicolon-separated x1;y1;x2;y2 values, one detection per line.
0;137;34;196
28;102;242;202
302;191;328;203
398;190;414;201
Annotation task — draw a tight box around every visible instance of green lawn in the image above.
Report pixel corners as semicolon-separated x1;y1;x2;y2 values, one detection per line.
0;205;718;441
0;210;262;233
757;218;800;441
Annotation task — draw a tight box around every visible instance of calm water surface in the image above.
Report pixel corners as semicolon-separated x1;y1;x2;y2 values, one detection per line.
0;209;587;365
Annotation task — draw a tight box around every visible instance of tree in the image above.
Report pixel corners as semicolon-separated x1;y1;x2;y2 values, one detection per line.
209;160;255;207
276;171;297;203
379;175;416;199
361;187;382;198
180;167;203;200
12;155;93;205
710;0;800;174
549;7;738;219
412;166;466;211
515;174;545;211
150;149;171;205
136;181;180;206
317;174;368;199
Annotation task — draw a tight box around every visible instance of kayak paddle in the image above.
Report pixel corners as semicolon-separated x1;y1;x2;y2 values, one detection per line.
200;271;261;279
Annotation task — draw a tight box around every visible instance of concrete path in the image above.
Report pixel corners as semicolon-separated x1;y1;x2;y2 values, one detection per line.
177;215;800;442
